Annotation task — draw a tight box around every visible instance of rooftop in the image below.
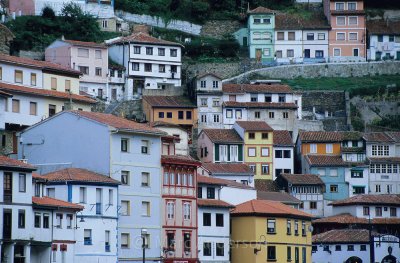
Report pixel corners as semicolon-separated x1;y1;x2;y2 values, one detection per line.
161;155;201;166
0;156;36;170
363;132;399;143
330;194;400;207
197;175;254;190
312;229;372;244
196;72;222;80
299;131;343;143
109;32;183;47
42;168;120;185
248;6;276;14
202;163;254;175
235;121;274;131
202;129;243;144
222;83;293;94
257;191;301;204
197;199;235;209
231;199;313;219
0;82;96;104
280;173;324;186
143;96;196;108
313;213;400;225
223;101;298;109
275;12;330;30
273;130;293;146
63;39;107;49
32;196;83;211
306;155;347;167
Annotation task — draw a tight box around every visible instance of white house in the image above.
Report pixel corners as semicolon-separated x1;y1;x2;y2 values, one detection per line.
197;175;235;263
108;32;183;96
41;168;120;263
273;130;294;179
150;121;189;156
108;63;126;101
195;73;224;131
200;163;255;187
367;20;400;61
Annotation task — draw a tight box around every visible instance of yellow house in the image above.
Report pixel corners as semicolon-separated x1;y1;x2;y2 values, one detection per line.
233;121;274;180
42;70;80;94
231;199;313;263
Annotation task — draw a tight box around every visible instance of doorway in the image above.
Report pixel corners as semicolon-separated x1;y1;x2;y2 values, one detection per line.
304;49;310;58
3;209;12;239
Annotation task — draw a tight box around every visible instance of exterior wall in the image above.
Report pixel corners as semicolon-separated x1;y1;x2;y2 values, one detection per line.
43;72;80;94
272;146;294;180
312;242;369;263
309;166;349;202
156;126;189;156
108;68;126;101
143;103;197;126
301;142;341;155
332;204;400;219
302;30;329;61
369;35;400;60
219;187;257;205
197;132;214;163
248;13;275;63
344;166;369;197
274;30;303;64
231;216;312;263
290;186;324;218
0;62;43;87
98;17;117;32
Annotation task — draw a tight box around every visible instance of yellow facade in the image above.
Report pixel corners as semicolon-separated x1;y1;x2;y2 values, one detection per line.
43;72;80;94
243;131;273;180
231;216;312;263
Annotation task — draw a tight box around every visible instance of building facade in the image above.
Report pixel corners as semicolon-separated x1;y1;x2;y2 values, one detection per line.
273;130;294;179
367;20;400;61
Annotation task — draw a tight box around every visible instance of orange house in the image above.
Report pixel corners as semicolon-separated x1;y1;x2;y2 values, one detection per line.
297;131;342;156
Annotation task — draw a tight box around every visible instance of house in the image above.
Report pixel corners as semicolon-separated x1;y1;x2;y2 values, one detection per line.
276;173;325;218
274;13;330;64
364;132;400;194
108;32;183;95
195;73;223;131
273;130;294;179
233;121;274;181
150;121;189;156
45;39;109;100
197;175;235;263
108;62;126;101
18;110;166;263
41;168;120;263
231;199;313;263
221;83;302;132
197;129;244;163
367;20;400;60
323;0;366;61
200;163;255;187
143;96;197;140
312;229;400;263
256;191;302;208
161;155;201;263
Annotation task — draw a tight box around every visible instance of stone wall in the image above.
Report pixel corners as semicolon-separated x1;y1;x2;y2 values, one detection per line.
200;20;242;39
0;24;14;55
350;96;400;124
19;50;44;60
143;86;184;96
183;61;242;79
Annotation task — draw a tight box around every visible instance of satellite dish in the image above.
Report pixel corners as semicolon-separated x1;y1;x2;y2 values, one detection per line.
308;225;314;232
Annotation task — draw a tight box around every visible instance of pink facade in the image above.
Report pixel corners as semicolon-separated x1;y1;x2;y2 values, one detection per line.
197;132;214;163
9;0;35;15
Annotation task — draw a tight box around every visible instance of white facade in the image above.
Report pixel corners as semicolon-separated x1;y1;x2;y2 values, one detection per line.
273;146;294;180
302;30;329;62
154;125;189;156
219;186;256;206
368;35;400;61
108;67;126;101
275;29;304;64
331;203;400;220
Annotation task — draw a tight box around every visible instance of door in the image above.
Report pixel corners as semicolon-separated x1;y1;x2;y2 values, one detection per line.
304;49;310;58
111;89;117;100
3;172;12;202
256;49;262;62
397;51;400;60
3;209;12;239
98;88;103;99
353;48;359;57
243;37;248;46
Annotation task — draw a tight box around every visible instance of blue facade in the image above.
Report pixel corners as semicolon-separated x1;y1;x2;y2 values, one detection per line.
310;166;349;201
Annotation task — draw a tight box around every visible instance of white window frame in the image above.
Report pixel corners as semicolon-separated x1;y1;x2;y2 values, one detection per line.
336;16;346;26
219;145;228;162
326;144;333;153
348;16;358;25
349;32;358;41
353;48;360;57
335;2;345;10
347;2;357;10
336;32;346;41
333;48;341;57
248;147;256;157
310;144;317;154
230;145;239;162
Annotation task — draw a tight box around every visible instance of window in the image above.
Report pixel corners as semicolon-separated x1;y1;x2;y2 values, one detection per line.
330;185;338;193
226;109;233;118
349;33;358;41
262;164;269;175
283;150;291;158
277;32;284;40
348;2;356;10
142;172;149;187
171;65;177;73
67;214;73;229
142;201;150;216
0;67;2;79
307;33;314;40
78;48;89;57
213;114;220;123
159;64;165;73
12;99;20;113
236;109;242;119
203;213;211;226
251;94;258;102
310;144;317;153
104;230;110;252
35;213;41;228
144;63;152;72
170;49;178;57
248;133;255;139
376;184;381;193
294;220;299;235
288;32;295;40
283;112;289;119
267;246;276;261
310;201;317;209
337;33;345;41
216;243;224;256
302;221;306;236
287;49;294;57
14;70;23;83
132;63;140;71
336;2;344;10
360;245;366;251
95;49;102;59
30;73;37;86
200;114;207;123
200;98;207;106
78;66;89;75
65;80;71;92
253;18;261;24
212;99;220;107
121;138;129;152
347;245;354;251
83;229;93;245
390;207;397;217
134;46;141;54
267;219;276;233
200;80;206;88
363;206;370;216
312;246;318;252
326;144;333;153
19;173;26;192
207;187;215;199
353;186;365;194
212;81;219;88
146;47;153;55
167;112;172;118
389;35;395;42
186;111;192;120
248;147;256;157
95;67;102;76
375;207;382;217
351;171;363;178
249;165;256;173
167;201;175;219
121;171;129;185
48;104;56;117
158;112;165;119
216;213;224;227
183;202;191;220
263;48;271;56
121;233;129;248
269;112;275;118
348;16;358;25
203;242;211;256
255;111;260;119
337;16;346;26
79;187;87;203
47;188;55;198
56;213;62;228
141;140;149;154
262;133;269;139
318;33;325;40
276;50;282;58
287;220;291;234
158;48;165;56
121;200;130;216
18;210;25;228
334;48;341;56
302;247;306;263
261;147;269;157
43;213;50;228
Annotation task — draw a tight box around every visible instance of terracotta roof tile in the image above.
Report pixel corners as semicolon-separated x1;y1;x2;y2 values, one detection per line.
197;199;235;208
235;121;273;131
330;194;400;207
313;213;400;225
202;163;254;175
312;229;371;243
0;156;36;170
32;196;83;210
223;101;298;109
257;191;301;204
280;173;324;185
363;132;395;142
64;39;106;49
32;172;47;181
222;83;293;94
161;155;201;166
273;130;293;146
109;32;183;47
255;179;280;192
299;131;343;142
275;13;330;30
231;199;313;219
0;82;96;103
143;96;196;108
386;132;400;142
306;155;347;167
69;111;165;134
42;168;120;185
197;175;254;189
368;157;400;164
0;54;81;75
202;129;243;143
248;6;276;14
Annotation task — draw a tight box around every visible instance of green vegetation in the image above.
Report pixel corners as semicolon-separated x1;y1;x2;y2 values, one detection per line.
350;103;365;132
371;115;400;130
6;3;120;52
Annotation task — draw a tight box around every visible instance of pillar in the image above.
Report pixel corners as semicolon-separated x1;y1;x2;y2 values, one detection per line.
24;243;31;263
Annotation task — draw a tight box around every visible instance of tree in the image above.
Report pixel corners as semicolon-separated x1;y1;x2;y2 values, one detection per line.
41;6;56;19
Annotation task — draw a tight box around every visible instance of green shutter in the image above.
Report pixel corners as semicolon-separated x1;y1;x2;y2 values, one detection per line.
215;144;220;162
228;145;231;161
238;145;243;161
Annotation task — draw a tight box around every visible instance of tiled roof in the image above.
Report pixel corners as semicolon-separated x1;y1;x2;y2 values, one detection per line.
330;194;400;207
312;229;371;244
143;96;196;108
0;90;12;97
0;156;36;170
306;155;347;167
248;6;276;14
275;13;330;30
32;196;83;210
197;175;254;189
69;111;165;134
255;179;280;192
32;173;47;181
64;39;107;49
231;199;313;219
363;132;394;142
202;163;254;175
222;83;293;94
341;131;364;141
42;168;120;185
0;82;96;103
223;101;298;109
368;157;400;164
273;130;293;146
313;213;400;225
161;155;201;166
280;173;324;185
235;121;273;131
109;32;183;47
0;54;81;75
149;121;182;129
202;129;243;143
257;191;301;204
196;72;222;79
299;131;343;142
197;199;235;208
386;132;400;142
